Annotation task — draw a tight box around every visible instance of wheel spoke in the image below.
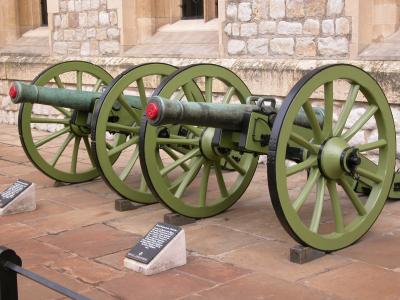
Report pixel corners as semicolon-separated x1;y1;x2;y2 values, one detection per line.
199;162;211;207
293;169;320;211
358;139;387;152
93;78;103;92
183;84;196;102
327;180;344;233
139;175;148;192
289;132;319;154
339;178;367;216
106;123;139;135
182;125;203;137
53;75;64;88
310;177;326;233
222;86;236;104
205;76;213;102
162;146;190;172
223;155;246;175
333;84;360;136
323;82;333;138
303;101;323;143
76;71;83;91
108;136;139;157
286;156;317;176
214;162;228;197
34;127;70;148
55;107;72;117
30;117;70;125
156;137;200;146
83;136;95;166
356;166;383;184
70;136;81;174
174;157;204;198
117;96;141;123
342;105;378;142
160;148;200;176
118;148;139;181
137;78;147;108
50;133;74;166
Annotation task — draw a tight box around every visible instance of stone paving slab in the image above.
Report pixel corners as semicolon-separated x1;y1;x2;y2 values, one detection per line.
0;124;399;299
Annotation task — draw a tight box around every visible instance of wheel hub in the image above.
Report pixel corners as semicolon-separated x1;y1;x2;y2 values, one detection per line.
200;128;221;161
318;137;360;179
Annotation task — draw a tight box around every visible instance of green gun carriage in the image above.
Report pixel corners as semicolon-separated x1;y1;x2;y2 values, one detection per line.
139;63;400;251
9;61;188;204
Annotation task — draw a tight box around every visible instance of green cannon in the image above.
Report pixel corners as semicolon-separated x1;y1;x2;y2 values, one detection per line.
139;63;400;251
9;61;183;204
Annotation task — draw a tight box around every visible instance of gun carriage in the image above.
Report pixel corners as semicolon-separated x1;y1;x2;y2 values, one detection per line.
9;62;400;251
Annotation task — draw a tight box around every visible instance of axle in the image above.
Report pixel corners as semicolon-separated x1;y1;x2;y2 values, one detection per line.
9;81;142;112
146;96;325;131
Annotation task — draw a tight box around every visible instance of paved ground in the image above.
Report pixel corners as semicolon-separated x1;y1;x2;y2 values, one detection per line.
1;123;400;300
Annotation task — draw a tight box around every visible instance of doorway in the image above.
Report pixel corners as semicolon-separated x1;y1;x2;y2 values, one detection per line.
41;0;48;26
182;0;204;19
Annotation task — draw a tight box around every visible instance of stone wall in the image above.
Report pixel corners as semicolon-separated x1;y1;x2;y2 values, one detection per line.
52;0;120;56
224;0;351;58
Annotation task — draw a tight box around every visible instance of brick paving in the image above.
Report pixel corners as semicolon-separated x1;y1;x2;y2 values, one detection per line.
0;123;400;300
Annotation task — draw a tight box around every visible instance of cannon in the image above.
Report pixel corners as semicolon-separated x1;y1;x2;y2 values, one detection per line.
9;61;184;204
139;63;400;251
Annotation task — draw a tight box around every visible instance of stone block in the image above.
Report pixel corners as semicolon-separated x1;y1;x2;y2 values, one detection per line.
232;23;240;36
277;21;302;35
259;21;276;34
296;37;316;56
238;2;252;22
290;245;326;264
327;0;344;16
224;23;232;35
318;37;348;56
287;0;305;18
79;13;88;27
87;28;96;38
107;28;120;39
96;28;108;40
336;17;350;35
304;0;326;17
53;41;68;55
240;23;257;37
91;0;100;9
63;29;75;41
248;38;269;55
270;0;285;19
303;19;320;35
68;0;75;11
226;3;238;20
109;11;118;26
54;15;62;27
164;213;196;226
82;0;90;10
99;40;120;55
81;41;90;56
270;38;295;55
87;11;99;27
99;11;110;26
227;39;246;55
322;19;334;35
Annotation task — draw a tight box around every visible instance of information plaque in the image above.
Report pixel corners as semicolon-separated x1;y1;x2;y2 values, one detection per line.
0;180;32;209
126;223;182;264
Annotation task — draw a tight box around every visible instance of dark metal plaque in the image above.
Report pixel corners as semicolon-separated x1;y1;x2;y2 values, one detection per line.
126;223;181;264
0;180;32;209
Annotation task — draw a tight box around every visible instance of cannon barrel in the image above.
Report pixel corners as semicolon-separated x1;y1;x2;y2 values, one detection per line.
9;81;142;112
146;96;324;131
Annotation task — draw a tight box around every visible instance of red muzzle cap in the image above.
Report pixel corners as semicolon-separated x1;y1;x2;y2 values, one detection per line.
146;102;159;120
9;85;18;99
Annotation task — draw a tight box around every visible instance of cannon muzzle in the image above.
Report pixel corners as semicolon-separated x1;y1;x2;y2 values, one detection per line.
9;81;142;112
146;96;324;131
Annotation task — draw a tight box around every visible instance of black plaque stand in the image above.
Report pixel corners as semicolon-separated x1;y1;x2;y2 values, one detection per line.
115;199;143;212
0;180;36;216
124;223;186;275
164;213;196;226
289;244;326;264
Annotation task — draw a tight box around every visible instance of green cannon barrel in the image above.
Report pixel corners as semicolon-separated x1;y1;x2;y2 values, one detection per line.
9;81;142;112
146;96;324;131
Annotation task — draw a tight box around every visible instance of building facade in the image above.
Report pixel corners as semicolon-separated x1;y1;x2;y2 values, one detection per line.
0;0;399;156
